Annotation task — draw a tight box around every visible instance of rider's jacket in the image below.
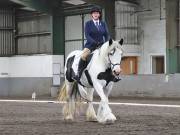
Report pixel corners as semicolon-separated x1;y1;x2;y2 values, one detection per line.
84;20;110;51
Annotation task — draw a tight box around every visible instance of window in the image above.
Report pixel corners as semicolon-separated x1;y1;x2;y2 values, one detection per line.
152;56;165;74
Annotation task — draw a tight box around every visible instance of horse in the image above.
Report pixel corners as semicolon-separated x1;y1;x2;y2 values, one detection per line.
59;38;124;124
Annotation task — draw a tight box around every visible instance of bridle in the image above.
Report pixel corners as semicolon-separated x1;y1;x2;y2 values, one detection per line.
107;49;122;75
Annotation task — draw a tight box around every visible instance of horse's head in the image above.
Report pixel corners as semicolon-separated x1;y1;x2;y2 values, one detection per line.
106;38;124;76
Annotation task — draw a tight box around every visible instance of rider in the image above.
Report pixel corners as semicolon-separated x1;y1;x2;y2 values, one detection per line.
74;5;110;82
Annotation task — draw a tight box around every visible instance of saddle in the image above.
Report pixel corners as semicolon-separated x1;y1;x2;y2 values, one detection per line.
85;43;103;66
86;53;94;66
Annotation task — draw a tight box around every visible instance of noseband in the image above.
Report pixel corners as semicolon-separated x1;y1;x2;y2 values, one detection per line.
108;53;121;72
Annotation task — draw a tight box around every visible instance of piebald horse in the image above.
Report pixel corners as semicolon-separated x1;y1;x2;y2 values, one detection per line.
59;39;123;124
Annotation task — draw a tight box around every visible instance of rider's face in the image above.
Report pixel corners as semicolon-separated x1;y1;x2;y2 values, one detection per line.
91;12;100;20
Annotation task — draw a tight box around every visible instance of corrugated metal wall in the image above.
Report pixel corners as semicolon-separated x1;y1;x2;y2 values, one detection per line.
65;15;83;58
65;14;91;58
115;1;138;45
0;8;15;56
16;11;52;54
179;0;180;46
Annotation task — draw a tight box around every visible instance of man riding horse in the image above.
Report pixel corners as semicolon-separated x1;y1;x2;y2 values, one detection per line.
73;6;110;83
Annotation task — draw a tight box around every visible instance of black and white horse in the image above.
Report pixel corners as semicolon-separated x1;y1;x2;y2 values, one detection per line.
60;39;123;124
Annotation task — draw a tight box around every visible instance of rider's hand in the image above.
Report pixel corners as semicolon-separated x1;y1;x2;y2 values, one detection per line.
97;42;102;47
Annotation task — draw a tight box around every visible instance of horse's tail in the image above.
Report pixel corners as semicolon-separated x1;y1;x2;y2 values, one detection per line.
58;81;83;118
57;82;67;101
57;81;82;102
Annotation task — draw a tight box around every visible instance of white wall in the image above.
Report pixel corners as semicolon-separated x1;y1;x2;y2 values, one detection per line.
10;55;52;77
122;45;141;57
52;55;64;77
0;55;64;78
138;0;166;74
0;55;64;97
0;57;9;78
111;74;180;98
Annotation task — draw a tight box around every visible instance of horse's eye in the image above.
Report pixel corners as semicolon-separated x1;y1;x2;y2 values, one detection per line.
109;48;115;55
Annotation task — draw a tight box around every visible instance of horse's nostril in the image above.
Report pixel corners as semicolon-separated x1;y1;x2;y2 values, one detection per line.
113;70;119;76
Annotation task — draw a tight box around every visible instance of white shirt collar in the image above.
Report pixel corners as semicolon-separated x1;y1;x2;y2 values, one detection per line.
92;19;100;25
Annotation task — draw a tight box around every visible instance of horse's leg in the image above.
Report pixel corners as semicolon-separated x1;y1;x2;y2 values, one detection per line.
103;82;116;122
85;88;97;122
93;82;116;124
63;80;75;121
104;82;115;100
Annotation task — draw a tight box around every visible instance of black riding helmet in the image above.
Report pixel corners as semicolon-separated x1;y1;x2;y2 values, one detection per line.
90;6;102;14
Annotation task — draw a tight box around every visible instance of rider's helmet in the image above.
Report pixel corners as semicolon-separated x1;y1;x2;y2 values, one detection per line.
90;6;102;14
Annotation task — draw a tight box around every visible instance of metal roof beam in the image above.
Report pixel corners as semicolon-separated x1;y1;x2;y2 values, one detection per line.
115;0;140;5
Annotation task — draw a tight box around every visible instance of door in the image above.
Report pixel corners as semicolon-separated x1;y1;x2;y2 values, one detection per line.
121;56;138;75
152;56;164;74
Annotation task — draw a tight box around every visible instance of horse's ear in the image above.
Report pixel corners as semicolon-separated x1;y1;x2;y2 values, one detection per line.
119;38;123;46
109;38;113;46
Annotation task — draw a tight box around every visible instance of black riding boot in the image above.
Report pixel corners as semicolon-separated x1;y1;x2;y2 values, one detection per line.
73;58;87;83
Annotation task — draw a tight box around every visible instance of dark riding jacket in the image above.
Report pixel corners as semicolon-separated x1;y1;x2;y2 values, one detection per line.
84;20;110;51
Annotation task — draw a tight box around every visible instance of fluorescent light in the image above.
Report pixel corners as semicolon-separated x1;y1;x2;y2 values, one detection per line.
64;0;86;5
10;0;26;5
20;7;36;11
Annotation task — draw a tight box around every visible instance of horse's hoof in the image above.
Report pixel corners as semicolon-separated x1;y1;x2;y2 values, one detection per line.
99;119;115;124
104;119;115;124
64;115;74;122
86;117;98;122
64;118;73;123
97;113;116;124
110;114;117;121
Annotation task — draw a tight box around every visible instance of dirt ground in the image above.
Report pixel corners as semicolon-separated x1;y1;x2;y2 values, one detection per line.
0;99;180;135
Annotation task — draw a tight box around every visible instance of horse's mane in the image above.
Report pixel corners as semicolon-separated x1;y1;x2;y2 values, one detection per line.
96;40;123;59
96;41;109;59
